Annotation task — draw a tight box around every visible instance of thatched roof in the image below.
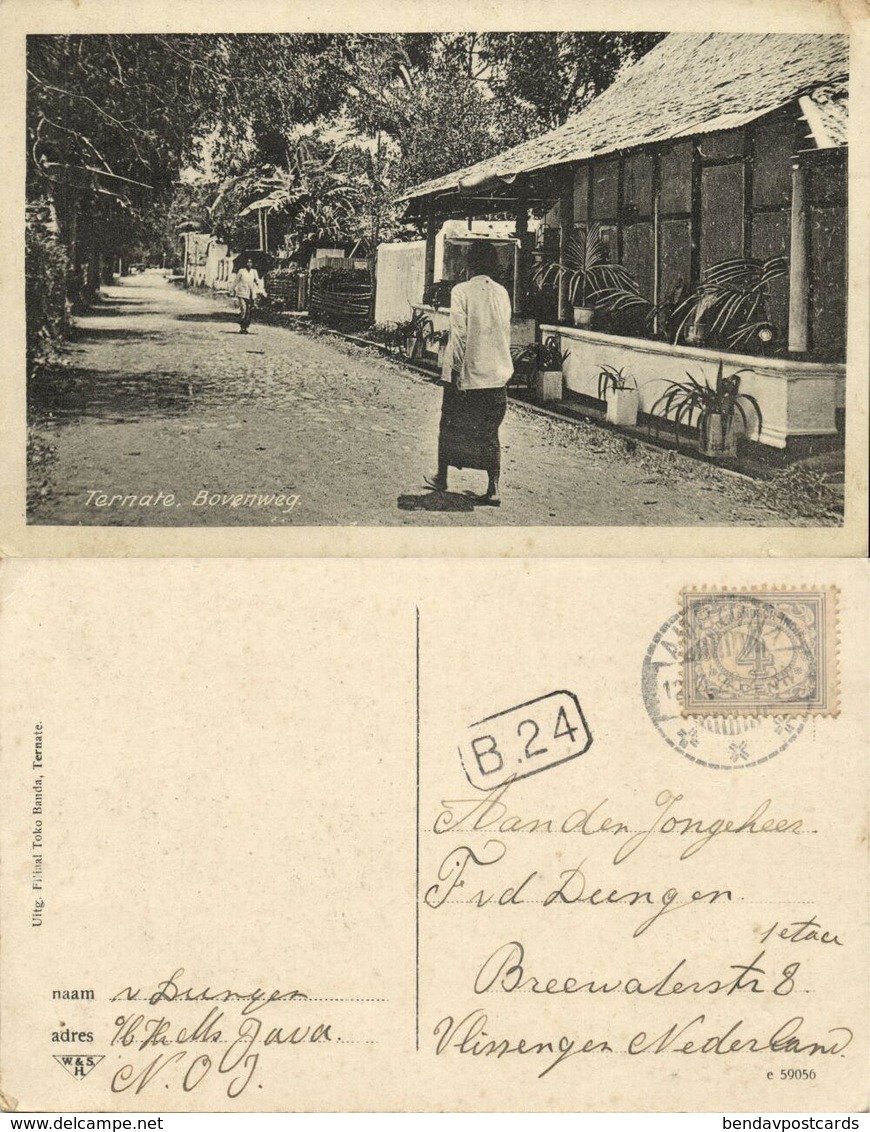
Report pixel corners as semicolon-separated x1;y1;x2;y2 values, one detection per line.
799;81;848;148
398;32;848;204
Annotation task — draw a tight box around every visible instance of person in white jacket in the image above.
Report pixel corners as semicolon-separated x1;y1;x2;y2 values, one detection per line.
231;258;266;334
426;241;513;505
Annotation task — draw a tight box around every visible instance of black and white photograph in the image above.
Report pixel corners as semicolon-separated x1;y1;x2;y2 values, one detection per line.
23;27;850;529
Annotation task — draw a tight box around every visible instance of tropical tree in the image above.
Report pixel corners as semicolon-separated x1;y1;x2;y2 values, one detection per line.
458;32;666;129
204;131;365;257
25;30;667;339
27;34;220;302
25;34;351;292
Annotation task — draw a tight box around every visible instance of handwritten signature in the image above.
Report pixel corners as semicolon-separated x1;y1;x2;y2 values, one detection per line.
112;968;309;1015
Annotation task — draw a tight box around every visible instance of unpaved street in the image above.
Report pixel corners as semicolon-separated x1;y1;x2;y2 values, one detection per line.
28;273;814;528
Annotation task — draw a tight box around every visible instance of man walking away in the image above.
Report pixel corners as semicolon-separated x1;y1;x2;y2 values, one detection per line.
426;241;513;505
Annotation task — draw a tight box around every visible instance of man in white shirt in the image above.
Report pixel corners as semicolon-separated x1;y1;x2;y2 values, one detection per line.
231;257;266;334
427;242;513;505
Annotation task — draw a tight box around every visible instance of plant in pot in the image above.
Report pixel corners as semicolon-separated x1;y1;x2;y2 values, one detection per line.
587;271;649;336
671;256;787;350
651;361;762;458
597;365;639;427
532;222;643;329
534;335;570;403
508;344;537;396
394;309;434;359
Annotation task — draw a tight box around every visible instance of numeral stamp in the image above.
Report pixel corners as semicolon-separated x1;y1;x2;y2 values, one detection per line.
681;588;839;717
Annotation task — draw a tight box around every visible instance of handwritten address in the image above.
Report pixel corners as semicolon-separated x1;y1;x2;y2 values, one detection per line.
108;970;371;1098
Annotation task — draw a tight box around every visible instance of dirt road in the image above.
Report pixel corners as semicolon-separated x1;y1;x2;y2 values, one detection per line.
28;273;815;528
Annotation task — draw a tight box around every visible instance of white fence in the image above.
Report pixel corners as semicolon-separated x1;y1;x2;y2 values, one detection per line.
374;241;426;325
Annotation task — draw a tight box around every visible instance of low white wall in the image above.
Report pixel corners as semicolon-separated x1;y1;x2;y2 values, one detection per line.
541;325;845;449
375;242;426;325
374;223;509;326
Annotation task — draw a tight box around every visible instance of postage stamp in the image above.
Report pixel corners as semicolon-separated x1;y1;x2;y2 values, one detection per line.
680;588;839;717
642;613;806;770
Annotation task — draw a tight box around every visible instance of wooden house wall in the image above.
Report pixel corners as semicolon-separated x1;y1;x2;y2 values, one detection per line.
548;109;846;360
808;161;847;360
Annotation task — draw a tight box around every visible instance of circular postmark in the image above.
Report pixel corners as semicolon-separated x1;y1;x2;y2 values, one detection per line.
641;614;805;770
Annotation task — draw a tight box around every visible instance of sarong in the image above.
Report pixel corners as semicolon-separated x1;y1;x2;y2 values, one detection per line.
438;384;507;473
237;296;253;329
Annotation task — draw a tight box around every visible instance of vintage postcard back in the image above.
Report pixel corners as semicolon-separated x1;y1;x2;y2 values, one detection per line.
1;558;866;1112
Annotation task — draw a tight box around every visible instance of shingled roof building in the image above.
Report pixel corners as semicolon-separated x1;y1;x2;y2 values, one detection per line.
399;33;848;451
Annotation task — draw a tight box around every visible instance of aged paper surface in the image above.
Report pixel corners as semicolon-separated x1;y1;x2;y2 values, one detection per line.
1;0;868;557
0;557;866;1112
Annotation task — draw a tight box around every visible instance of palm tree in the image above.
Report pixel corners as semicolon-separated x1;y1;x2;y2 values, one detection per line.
671;256;788;349
532;221;646;312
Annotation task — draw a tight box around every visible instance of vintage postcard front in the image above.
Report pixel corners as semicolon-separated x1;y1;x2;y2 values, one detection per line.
0;558;866;1112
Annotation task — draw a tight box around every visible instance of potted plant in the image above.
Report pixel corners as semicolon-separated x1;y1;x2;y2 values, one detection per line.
394;309;434;359
508;343;537;396
651;361;762;458
671;257;787;350
532;222;645;329
597;365;639;427
534;335;570;403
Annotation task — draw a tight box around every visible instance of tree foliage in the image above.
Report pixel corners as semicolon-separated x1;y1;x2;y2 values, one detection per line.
25;203;71;372
27;34;222;302
207;131;369;255
471;33;666;129
25;30;664;334
28;35;201;193
369;56;537;191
